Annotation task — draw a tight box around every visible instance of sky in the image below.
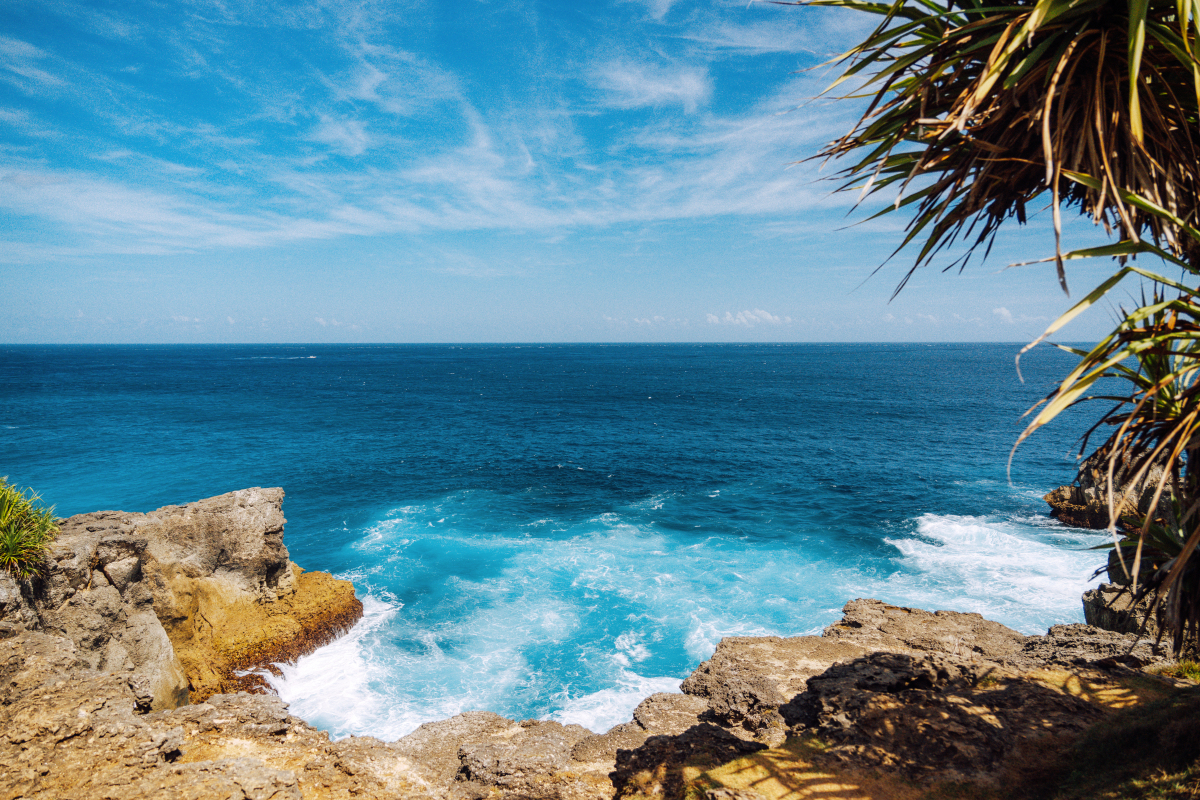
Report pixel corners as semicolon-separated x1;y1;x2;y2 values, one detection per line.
0;0;1146;343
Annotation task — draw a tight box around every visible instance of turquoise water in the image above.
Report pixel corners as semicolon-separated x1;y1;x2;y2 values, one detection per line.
0;343;1108;738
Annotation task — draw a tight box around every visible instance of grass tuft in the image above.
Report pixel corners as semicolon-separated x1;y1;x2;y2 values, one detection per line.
1159;662;1200;682
0;477;59;579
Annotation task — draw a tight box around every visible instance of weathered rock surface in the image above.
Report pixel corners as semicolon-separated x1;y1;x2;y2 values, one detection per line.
5;488;363;708
681;636;869;746
1044;448;1171;529
0;486;1178;800
1082;583;1198;659
821;598;1029;660
793;651;1104;782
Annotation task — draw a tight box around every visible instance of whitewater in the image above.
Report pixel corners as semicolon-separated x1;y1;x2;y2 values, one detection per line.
0;343;1110;740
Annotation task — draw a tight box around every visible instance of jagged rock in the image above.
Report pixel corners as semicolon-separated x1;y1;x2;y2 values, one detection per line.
821;598;1028;660
0;628;439;800
0;630;191;800
794;651;1104;782
1021;623;1174;668
1081;586;1199;659
457;719;595;792
571;723;649;764
681;636;869;745
392;711;514;786
0;573;39;632
633;693;708;736
1083;583;1161;636
1044;449;1171;530
3;488;364;708
612;724;766;800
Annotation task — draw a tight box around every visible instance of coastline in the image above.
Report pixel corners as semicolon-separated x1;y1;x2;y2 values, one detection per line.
1;489;1194;799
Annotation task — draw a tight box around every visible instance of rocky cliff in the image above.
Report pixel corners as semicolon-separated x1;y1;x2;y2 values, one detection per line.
0;488;362;710
1;491;1195;799
1043;448;1171;529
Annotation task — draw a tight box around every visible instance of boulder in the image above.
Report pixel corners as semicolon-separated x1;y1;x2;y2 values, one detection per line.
1044;449;1172;530
3;488;364;708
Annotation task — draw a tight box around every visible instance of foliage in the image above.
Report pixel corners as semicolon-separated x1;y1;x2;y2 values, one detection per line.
794;0;1200;292
0;478;59;579
1160;659;1200;680
793;0;1200;652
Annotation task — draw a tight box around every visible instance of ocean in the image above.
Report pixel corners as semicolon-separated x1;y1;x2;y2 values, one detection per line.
0;343;1109;739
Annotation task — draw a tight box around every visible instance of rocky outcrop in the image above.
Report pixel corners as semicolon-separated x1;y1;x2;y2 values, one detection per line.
793;651;1104;782
3;591;1181;800
1044;448;1172;529
1;488;363;708
2;488;1188;800
821;597;1029;660
1083;583;1161;637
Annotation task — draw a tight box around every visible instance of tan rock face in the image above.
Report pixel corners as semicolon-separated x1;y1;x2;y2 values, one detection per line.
821;598;1028;660
25;488;363;707
1044;449;1173;530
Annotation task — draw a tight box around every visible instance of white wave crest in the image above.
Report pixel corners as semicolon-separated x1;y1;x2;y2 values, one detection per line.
872;513;1109;634
550;672;681;733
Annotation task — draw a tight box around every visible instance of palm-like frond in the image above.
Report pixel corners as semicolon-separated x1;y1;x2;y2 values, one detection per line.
796;0;1200;653
794;0;1200;293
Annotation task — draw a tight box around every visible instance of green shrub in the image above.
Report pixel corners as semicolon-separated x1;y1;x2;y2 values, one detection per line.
0;478;59;579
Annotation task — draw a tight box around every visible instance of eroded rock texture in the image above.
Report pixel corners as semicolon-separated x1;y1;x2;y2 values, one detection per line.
0;487;1177;800
3;488;363;707
1043;449;1171;530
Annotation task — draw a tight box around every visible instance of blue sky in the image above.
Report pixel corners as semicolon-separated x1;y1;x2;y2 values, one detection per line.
1;0;1137;343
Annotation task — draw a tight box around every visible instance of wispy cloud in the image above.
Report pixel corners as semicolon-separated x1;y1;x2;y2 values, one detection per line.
0;36;68;94
0;0;868;263
592;60;711;113
620;0;680;21
310;116;371;156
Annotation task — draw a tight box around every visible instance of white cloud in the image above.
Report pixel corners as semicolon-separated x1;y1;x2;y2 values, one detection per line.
0;36;68;94
993;307;1014;323
592;60;711;113
226;316;235;325
620;0;678;20
708;309;791;326
310;116;370;156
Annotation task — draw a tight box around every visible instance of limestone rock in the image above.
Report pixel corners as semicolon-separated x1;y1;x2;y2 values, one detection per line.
822;598;1028;660
633;692;708;737
2;488;364;708
0;573;39;632
794;651;1103;782
0;629;437;800
570;722;649;764
1044;449;1172;530
611;724;766;799
391;711;513;786
457;719;593;789
1021;623;1173;668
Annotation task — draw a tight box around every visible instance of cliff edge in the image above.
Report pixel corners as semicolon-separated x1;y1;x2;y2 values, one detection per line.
1;490;1196;799
0;488;362;709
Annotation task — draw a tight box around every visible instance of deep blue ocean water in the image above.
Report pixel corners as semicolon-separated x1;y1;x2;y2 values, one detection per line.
0;343;1109;738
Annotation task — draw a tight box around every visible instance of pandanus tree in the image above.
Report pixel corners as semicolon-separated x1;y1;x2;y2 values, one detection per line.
793;0;1200;651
